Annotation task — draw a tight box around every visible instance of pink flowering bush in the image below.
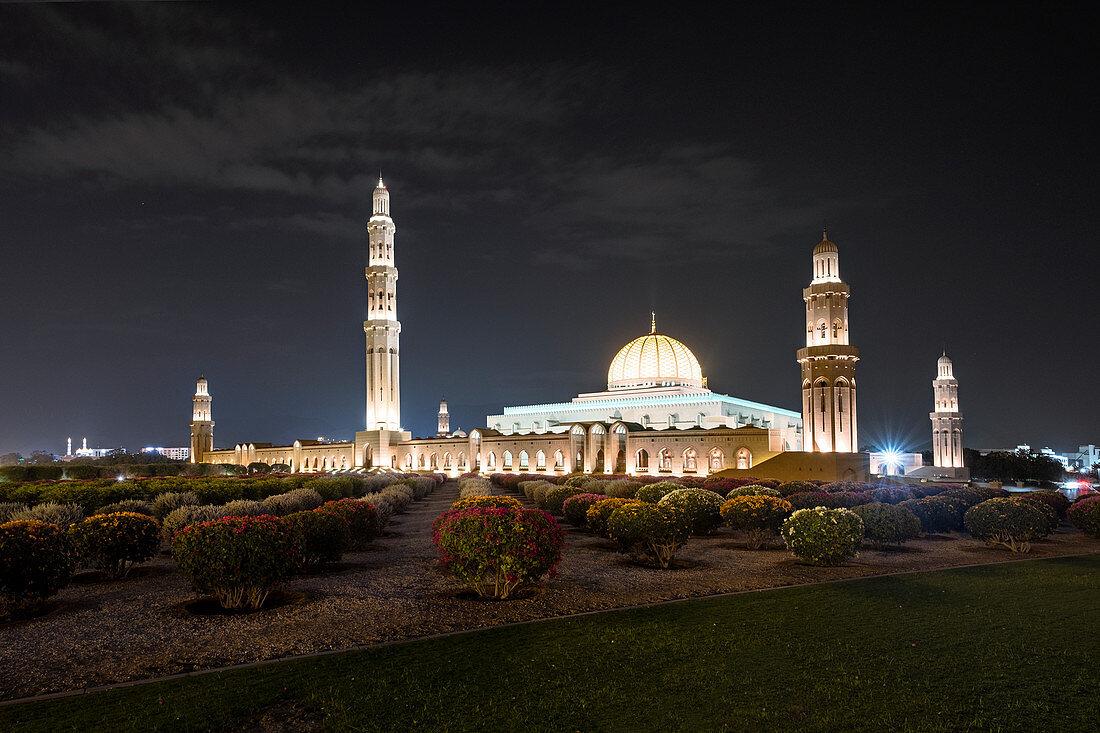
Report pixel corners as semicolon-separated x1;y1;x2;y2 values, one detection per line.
1068;496;1100;537
432;506;565;600
561;493;607;526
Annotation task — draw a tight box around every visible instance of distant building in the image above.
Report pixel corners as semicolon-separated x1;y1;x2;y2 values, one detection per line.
1067;445;1099;471
911;351;969;480
141;446;191;461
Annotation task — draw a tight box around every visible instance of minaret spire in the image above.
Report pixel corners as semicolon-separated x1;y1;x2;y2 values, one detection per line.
650;311;657;334
364;173;401;433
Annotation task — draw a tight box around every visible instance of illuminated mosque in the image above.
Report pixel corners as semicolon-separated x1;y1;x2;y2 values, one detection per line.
193;177;963;482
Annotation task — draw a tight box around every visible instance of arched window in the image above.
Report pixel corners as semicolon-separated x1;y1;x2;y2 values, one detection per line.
709;448;724;471
458;452;466;468
554;450;563;468
443;452;451;468
405;453;413;469
684;448;698;471
430;453;438;469
636;449;649;470
832;320;841;339
536;450;546;468
391;455;397;469
658;448;672;470
519;450;529;469
503;450;513;468
818;322;827;340
417;454;425;469
736;447;751;470
487;451;496;468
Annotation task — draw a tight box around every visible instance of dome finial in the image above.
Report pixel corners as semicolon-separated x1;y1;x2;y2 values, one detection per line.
823;220;827;241
650;311;656;334
377;170;384;188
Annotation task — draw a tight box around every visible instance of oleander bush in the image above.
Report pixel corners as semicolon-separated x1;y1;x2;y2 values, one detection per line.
92;499;155;518
561;493;607;527
451;495;524;512
544;487;586;515
317;498;380;549
607;503;692;568
635;481;682;504
586;497;642;537
360;493;393;528
871;487;913;505
964;498;1053;553
284;510;351;569
562;475;590;488
10;501;85;528
0;520;74;614
900;496;968;533
1017;491;1071;520
151;492;200;520
726;484;782;499
657;488;725;535
172;515;303;610
432;506;565;600
528;482;557;510
458;477;493;498
777;480;818;497
720;495;794;549
781;507;864;566
580;479;609;494
380;486;414;514
68;512;161;579
1067;496;1100;537
852;503;922;548
262;488;324;516
785;491;839;510
0;502;29;523
162;504;222;539
219;499;269;517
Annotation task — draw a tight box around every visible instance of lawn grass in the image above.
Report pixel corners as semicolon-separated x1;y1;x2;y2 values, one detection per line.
4;555;1099;732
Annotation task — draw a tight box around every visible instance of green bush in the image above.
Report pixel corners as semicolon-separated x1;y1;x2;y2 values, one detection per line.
247;462;271;475
528;483;556;510
607;503;692;568
900;496;967;533
151;492;200;520
585;497;642;537
964;498;1052;553
68;512;161;579
604;480;641;499
162;504;222;539
317;498;380;549
720;495;794;549
941;486;1009;508
262;488;324;516
657;488;725;535
777;480;818;497
285;510;350;569
1013;497;1059;533
172;515;302;609
219;499;269;517
92;499;155;518
561;493;606;527
0;520;74;614
635;481;682;504
1067;496;1100;538
852;503;921;548
10;502;85;528
726;485;782;499
562;475;589;489
1016;491;1071;520
781;507;864;566
0;466;30;482
544;487;585;515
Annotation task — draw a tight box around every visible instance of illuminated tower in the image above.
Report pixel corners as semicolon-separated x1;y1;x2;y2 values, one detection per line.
796;229;859;452
364;176;402;431
931;351;965;470
189;374;214;464
437;397;450;438
66;437;72;457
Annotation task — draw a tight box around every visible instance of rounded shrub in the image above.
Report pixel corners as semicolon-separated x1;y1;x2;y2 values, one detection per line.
964;498;1053;552
657;488;725;535
0;502;29;524
900;496;967;533
68;512;161;579
528;483;557;510
607;503;692;568
941;486;1009;508
219;499;269;518
781;507;864;566
562;493;606;527
635;481;681;504
777;480;819;497
543;486;586;515
604;480;642;499
871;487;913;505
1017;491;1071;520
852;503;921;548
151;492;200;520
162;504;222;539
586;497;642;537
431;506;565;599
726;485;782;499
316;498;380;548
285;510;350;569
720;495;794;549
562;475;590;488
360;493;393;528
1067;496;1100;537
171;515;302;609
785;491;839;510
10;502;85;529
1014;497;1059;533
0;520;74;614
451;495;524;512
92;499;155;518
262;488;324;516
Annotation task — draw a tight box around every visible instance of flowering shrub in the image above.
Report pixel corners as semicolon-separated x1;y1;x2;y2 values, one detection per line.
0;520;74;613
92;499;155;518
607;503;692;568
432;506;564;599
900;496;967;533
152;492;200;520
777;480;818;497
451;495;524;512
726;485;782;499
658;488;725;535
1016;491;1071;520
852;503;921;548
68;512;161;579
586;497;642;537
562;475;590;488
964;498;1052;552
781;507;863;566
561;493;606;526
285;510;350;569
635;481;682;504
458;477;493;498
316;498;380;548
785;491;839;510
544;487;586;515
1013;497;1059;533
162;504;222;539
171;515;302;609
1068;497;1100;537
720;495;794;549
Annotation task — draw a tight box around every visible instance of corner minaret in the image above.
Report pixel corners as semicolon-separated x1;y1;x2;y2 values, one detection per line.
437;397;450;438
364;175;401;432
931;351;965;471
189;374;214;464
796;229;859;452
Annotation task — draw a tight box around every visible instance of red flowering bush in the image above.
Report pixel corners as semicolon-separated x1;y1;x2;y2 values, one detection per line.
0;520;74;614
68;512;161;579
432;506;565;600
316;498;380;549
1068;496;1100;537
171;515;302;610
285;510;350;569
451;495;524;512
561;493;607;526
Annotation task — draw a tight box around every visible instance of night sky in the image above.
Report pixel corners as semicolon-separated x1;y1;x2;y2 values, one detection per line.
0;4;1095;457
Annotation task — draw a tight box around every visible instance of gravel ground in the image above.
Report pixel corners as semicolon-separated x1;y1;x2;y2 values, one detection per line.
2;481;1097;700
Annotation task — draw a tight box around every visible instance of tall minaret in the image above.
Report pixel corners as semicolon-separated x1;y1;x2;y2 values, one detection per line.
437;397;450;437
66;437;72;457
364;176;402;431
931;351;964;470
796;229;860;452
189;374;214;464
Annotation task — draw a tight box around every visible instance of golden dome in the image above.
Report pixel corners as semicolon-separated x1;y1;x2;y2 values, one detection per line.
608;318;703;390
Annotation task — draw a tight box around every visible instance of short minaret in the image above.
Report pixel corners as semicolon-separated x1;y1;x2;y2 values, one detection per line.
796;229;860;452
189;374;214;464
66;437;72;457
931;351;965;470
364;176;402;431
437;397;451;438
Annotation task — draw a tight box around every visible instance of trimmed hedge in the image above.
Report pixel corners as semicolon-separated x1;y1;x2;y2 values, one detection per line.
781;507;863;566
561;493;606;527
900;496;967;533
317;498;380;549
852;503;921;548
451;495;524;512
635;481;682;504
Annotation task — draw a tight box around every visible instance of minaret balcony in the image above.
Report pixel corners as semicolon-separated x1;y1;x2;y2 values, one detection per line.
797;344;860;361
